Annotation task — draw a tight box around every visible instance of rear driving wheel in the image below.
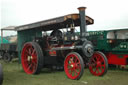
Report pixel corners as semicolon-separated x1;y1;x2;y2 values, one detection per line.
89;51;108;76
21;42;43;74
64;52;84;80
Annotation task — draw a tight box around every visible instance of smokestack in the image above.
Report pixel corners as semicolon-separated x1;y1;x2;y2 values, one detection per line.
78;7;87;38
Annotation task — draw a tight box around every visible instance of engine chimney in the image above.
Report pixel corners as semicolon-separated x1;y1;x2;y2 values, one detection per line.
78;7;87;38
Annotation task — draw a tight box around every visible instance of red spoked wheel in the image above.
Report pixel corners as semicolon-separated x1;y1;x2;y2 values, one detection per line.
89;51;108;76
21;42;43;74
64;52;84;80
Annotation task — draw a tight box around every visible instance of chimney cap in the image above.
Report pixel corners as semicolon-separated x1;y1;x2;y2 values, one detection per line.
78;7;86;11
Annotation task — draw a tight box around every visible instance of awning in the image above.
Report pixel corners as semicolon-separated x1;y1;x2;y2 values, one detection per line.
15;14;94;31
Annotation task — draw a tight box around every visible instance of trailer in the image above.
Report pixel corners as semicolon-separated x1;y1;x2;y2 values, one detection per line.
15;7;108;80
0;26;18;62
87;28;128;66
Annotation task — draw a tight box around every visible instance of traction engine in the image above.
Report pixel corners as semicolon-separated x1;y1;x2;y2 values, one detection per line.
17;7;108;80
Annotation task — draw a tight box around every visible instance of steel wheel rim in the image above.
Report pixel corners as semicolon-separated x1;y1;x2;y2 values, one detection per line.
21;43;37;74
89;52;106;76
64;54;81;80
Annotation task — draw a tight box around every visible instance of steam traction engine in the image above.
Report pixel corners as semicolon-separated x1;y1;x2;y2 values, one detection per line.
16;7;108;80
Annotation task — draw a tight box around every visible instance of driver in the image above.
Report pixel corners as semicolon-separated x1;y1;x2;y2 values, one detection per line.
69;24;75;34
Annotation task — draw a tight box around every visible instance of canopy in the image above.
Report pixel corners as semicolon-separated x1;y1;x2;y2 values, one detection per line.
1;26;16;31
15;14;94;31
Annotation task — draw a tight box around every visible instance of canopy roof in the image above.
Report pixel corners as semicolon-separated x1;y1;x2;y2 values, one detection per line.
15;14;94;31
1;26;16;31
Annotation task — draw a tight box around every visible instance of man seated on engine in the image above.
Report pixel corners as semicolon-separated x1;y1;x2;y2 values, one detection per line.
64;24;79;41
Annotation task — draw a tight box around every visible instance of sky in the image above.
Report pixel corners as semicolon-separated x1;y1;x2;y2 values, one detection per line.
1;0;128;36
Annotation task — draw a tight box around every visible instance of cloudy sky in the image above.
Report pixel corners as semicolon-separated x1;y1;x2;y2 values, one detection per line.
1;0;128;36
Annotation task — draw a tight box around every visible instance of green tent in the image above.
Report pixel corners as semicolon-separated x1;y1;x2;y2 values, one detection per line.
0;37;9;44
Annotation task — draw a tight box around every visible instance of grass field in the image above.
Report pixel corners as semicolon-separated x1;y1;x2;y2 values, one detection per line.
0;60;128;85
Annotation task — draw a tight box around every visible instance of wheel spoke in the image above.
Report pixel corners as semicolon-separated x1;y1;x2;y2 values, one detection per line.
70;69;73;75
101;64;105;67
94;68;97;73
100;66;104;71
99;58;104;63
23;60;28;62
74;69;79;74
29;48;32;55
74;57;78;63
27;64;32;71
71;57;74;63
68;67;72;71
32;57;37;60
74;71;76;76
76;62;80;65
76;65;81;70
96;56;100;61
25;49;30;55
32;49;36;55
31;62;36;71
96;67;100;73
95;56;98;61
67;63;72;69
32;59;36;64
92;58;96;63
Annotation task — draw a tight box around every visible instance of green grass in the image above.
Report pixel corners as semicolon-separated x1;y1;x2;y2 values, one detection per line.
0;60;128;85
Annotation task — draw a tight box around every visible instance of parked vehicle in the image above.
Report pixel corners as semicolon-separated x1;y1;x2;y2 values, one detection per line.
0;43;17;62
0;34;18;62
0;37;9;59
87;28;128;66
